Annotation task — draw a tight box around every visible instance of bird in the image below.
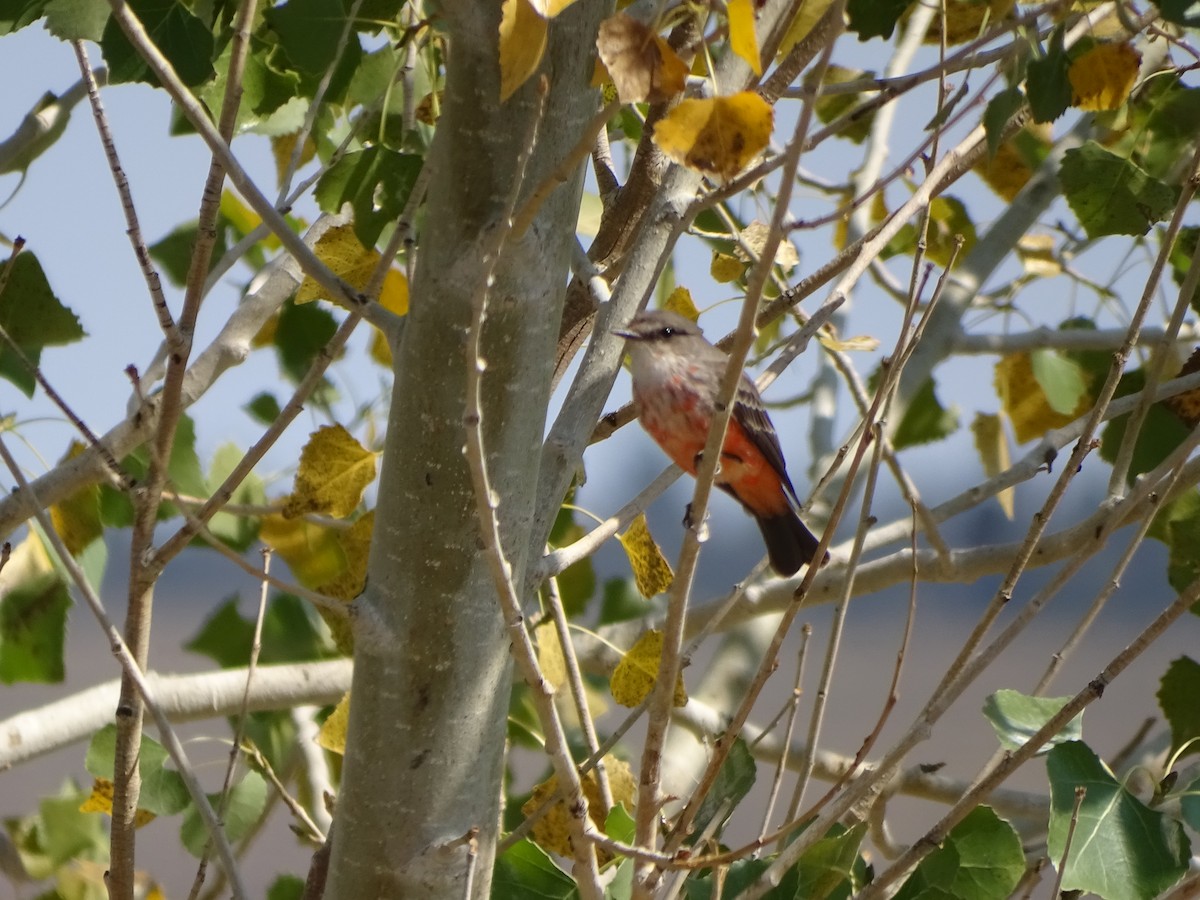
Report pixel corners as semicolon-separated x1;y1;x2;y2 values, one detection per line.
614;308;824;575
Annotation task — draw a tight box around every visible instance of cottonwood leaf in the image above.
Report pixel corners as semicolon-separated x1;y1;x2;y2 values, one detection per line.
995;352;1087;443
1069;41;1140;111
970;413;1013;519
49;442;103;556
919;0;1016;46
596;12;687;104
314;148;423;248
982;689;1082;753
975;123;1051;201
368;269;410;366
807;64;876;144
499;0;547;102
180;772;267;857
296;223;403;305
778;0;835;56
1164;347;1200;427
893;805;1023;900
846;0;909;40
736;220;799;269
690;736;756;840
892;377;958;449
535;620;567;691
283;425;377;519
818;333;879;352
1060;142;1176;239
654;92;773;180
0;251;85;396
271;130;317;188
1157;657;1200;759
493;839;575;898
85;724;189;816
260;515;347;587
662;286;700;322
616;513;673;598
316;691;351;754
0;531;70;684
710;250;745;283
1027;25;1071;123
100;0;214;86
610;629;686;708
79;779;156;827
727;0;761;76
1016;233;1061;278
1047;741;1190;899
521;756;635;859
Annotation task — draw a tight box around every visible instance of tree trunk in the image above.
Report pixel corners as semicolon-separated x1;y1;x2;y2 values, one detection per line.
324;2;605;896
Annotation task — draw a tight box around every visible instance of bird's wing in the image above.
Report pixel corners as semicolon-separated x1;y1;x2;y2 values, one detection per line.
731;375;801;503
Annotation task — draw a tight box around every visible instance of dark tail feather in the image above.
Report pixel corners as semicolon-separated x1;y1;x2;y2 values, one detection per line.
755;511;824;576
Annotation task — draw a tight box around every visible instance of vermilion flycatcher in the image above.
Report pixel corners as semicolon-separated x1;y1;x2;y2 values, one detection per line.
615;309;823;576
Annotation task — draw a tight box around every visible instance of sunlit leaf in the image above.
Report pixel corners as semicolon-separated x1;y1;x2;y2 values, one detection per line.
610;629;686;708
520;756;635;858
616;513;674;598
983;689;1083;753
316;691;351;754
727;0;761;76
0;251;85;396
654;92;774;180
1158;657;1200;759
283;425;377;519
499;0;547;102
995;352;1086;444
662;286;700;322
893;806;1024;900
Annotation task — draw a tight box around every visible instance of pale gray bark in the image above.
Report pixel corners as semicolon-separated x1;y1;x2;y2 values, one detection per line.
324;3;606;896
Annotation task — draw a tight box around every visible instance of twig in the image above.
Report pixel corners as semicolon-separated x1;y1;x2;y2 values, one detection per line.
1049;786;1087;897
759;624;810;848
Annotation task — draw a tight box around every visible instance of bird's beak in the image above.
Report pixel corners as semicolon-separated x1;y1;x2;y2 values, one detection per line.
612;326;638;341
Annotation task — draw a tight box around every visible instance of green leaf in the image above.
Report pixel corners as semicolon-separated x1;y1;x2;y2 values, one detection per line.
246;391;283;425
0;251;86;396
846;0;910;41
1029;349;1087;415
1157;656;1200;759
690;736;756;840
1026;26;1071;123
492;839;576;900
983;87;1024;159
684;856;800;899
1164;498;1200;593
0;0;47;34
1099;368;1191;487
1151;0;1200;27
196;36;302;131
807;66;876;144
100;0;215;86
85;724;190;815
605;803;635;844
265;0;350;76
149;216;231;287
598;577;647;625
893;806;1023;900
795;822;869;900
181;770;268;856
37;782;108;868
0;567;69;683
982;689;1083;754
275;296;338;382
893;377;959;450
186;593;333;667
314;147;423;248
1047;741;1190;900
203;443;264;552
43;0;108;40
1181;774;1200;832
267;875;306;900
1060;142;1177;239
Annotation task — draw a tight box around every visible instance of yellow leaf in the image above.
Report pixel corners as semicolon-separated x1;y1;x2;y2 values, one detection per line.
596;12;688;104
369;268;409;367
818;333;880;352
917;0;1016;45
736;220;799;270
316;511;373;603
971;412;1014;519
994;353;1082;444
522;756;636;858
1069;42;1141;111
662;286;700;322
260;514;347;588
283;425;377;519
710;250;746;284
727;0;761;76
610;629;686;708
617;513;674;598
271;131;316;188
316;691;351;755
530;0;577;15
778;0;835;57
296;224;379;305
653;92;774;180
535;620;568;691
499;0;547;103
974;124;1051;202
80;779;156;827
49;441;102;556
1016;234;1062;278
924;195;976;268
